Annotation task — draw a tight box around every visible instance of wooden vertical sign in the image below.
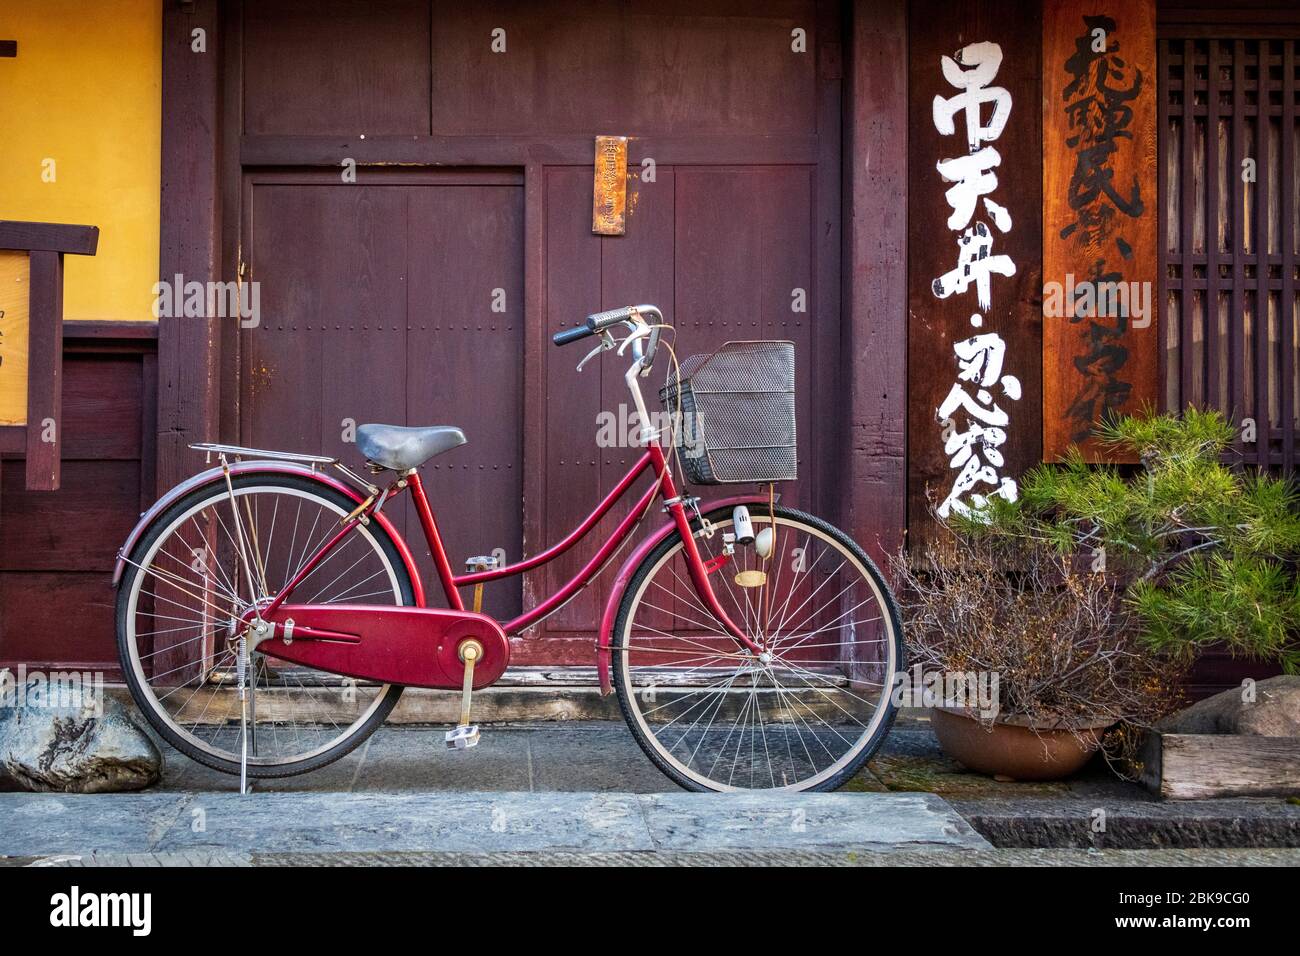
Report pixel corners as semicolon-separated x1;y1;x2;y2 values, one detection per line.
0;251;30;426
907;0;1043;535
1042;0;1157;460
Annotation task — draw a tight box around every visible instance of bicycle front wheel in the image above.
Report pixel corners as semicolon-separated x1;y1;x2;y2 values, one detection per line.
613;504;904;792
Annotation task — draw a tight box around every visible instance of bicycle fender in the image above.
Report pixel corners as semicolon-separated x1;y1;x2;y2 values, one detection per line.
596;494;772;696
110;461;426;608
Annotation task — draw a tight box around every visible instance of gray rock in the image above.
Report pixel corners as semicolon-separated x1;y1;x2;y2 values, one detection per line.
1159;675;1300;736
0;674;161;793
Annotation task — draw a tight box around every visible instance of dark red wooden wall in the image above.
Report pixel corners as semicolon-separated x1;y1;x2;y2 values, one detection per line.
2;1;1286;700
215;0;847;665
0;323;156;675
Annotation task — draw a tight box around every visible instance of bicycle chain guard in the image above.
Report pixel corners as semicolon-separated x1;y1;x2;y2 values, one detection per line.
255;605;510;690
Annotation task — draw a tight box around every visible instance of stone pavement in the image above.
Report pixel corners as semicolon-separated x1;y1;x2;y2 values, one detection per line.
2;714;1298;865
138;712;1126;797
151;717;1300;849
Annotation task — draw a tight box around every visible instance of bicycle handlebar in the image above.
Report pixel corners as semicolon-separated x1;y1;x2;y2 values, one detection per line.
551;304;665;348
586;305;642;330
552;324;595;346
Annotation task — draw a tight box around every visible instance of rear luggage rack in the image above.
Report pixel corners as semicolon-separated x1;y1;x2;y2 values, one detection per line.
191;442;338;466
190;443;377;493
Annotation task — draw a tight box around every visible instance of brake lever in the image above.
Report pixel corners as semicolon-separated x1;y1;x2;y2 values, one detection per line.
616;324;652;357
576;331;616;372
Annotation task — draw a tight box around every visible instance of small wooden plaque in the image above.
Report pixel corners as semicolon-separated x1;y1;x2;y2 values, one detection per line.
592;135;628;236
0;250;30;426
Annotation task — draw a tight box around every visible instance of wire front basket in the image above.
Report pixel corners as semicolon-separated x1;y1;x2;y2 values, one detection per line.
660;340;797;485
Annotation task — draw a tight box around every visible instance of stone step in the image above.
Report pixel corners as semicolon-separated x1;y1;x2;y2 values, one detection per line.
106;669;619;723
106;667;868;724
20;847;1300;867
0;790;990;857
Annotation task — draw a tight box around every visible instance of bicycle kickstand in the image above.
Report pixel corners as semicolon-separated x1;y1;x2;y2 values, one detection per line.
238;635;251;794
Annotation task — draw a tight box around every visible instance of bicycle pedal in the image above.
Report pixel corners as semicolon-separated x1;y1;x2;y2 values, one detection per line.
446;638;483;751
445;724;481;750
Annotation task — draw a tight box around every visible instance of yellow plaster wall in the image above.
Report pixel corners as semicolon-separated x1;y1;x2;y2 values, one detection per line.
0;0;162;321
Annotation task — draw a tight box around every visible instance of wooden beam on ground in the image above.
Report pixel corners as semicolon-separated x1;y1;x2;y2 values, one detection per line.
1142;733;1300;799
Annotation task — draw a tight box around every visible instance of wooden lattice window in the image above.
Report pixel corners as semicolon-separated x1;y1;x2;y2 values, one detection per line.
1159;37;1299;471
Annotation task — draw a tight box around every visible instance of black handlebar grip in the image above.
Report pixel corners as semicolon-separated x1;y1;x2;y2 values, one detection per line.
552;324;595;347
585;306;637;331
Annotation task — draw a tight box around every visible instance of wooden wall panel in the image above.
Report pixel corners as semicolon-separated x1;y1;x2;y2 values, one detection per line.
60;357;144;460
673;165;815;514
0;572;122;672
908;0;1043;533
528;166;603;659
243;184;396;453
0;326;154;672
242;0;432;135
429;0;818;137
0;461;139;573
407;186;525;618
1043;0;1158;460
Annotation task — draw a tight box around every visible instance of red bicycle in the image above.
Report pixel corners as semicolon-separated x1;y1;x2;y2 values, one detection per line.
114;305;904;792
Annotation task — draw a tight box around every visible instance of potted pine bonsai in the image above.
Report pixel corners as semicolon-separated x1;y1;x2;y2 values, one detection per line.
896;408;1300;781
1016;408;1300;672
894;525;1176;781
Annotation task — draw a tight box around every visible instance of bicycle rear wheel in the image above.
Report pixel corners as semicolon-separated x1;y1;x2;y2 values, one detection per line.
115;472;414;778
613;504;904;792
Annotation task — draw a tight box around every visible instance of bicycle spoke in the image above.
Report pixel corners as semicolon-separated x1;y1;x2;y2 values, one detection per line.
121;479;406;772
619;512;898;791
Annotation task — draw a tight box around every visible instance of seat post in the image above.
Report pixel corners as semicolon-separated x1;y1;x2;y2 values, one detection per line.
406;471;464;610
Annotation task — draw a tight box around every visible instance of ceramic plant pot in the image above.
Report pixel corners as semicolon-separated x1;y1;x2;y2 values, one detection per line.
931;707;1113;781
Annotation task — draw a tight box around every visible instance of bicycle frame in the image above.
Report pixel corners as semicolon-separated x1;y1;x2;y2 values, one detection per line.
112;309;767;683
259;440;761;655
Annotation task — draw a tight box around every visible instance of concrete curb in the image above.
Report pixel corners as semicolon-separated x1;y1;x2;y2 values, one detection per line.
13;848;1300;867
954;797;1300;849
0;790;988;857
